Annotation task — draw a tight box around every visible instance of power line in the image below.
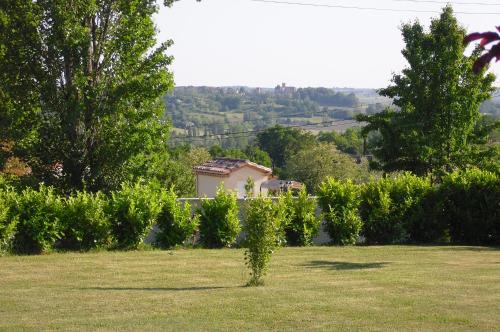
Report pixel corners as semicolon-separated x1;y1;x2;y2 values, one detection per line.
388;0;500;6
249;0;500;14
171;119;360;142
169;107;348;129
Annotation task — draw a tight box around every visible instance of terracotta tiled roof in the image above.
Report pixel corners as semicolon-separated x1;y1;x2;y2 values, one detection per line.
193;157;272;176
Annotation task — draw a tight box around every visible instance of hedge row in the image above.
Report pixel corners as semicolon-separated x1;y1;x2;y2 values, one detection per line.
1;168;498;255
0;182;202;254
318;169;500;245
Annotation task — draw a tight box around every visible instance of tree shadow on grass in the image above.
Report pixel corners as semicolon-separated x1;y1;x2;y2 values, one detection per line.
435;246;500;252
302;261;390;270
81;286;240;291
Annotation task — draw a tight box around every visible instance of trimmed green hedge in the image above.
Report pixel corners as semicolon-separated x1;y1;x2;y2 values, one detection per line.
318;178;362;245
198;186;240;248
439;169;499;245
359;173;432;244
58;191;111;251
283;188;320;246
0;186;17;254
0;168;498;255
108;182;162;249
155;188;199;248
11;185;64;254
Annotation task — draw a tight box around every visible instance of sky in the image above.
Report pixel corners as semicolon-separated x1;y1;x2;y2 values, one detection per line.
155;0;500;89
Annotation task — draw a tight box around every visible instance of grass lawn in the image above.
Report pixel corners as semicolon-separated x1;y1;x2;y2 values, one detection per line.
0;246;499;331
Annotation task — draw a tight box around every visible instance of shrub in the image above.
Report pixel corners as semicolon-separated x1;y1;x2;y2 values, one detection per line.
198;186;240;248
0;187;17;254
243;195;286;286
109;182;161;249
439;169;500;245
11;185;63;254
406;187;448;243
283;188;320;246
58;191;111;251
318;177;362;245
359;173;431;244
155;188;199;248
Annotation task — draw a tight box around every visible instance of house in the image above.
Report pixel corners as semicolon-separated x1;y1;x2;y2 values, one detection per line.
193;157;273;198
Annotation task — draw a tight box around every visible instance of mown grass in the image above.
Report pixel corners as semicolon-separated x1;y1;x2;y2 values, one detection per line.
0;246;499;331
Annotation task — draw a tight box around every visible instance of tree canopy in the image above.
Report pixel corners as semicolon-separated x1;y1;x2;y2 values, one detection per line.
358;7;496;177
0;0;174;192
256;125;316;172
281;143;371;193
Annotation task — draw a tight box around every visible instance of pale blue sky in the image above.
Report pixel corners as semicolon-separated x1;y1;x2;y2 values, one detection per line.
155;0;500;88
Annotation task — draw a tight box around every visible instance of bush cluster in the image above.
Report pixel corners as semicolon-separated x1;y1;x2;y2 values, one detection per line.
282;188;320;246
0;181;201;255
58;191;111;251
198;186;240;248
11;185;64;254
155;188;199;248
318;178;362;245
317;169;499;245
438;169;499;245
108;182;162;249
359;173;432;244
0;186;17;254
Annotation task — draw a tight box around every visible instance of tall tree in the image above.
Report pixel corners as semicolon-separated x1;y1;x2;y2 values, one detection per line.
358;7;496;177
0;0;176;191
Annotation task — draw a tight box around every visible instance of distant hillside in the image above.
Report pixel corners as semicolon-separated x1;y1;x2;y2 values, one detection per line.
164;85;499;150
164;85;390;149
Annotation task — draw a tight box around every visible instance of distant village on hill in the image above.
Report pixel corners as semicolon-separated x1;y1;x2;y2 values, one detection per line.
165;84;500;149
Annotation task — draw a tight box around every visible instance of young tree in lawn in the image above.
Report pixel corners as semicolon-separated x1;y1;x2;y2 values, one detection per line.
357;6;496;177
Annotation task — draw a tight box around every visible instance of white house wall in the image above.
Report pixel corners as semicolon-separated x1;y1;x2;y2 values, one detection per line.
196;166;270;198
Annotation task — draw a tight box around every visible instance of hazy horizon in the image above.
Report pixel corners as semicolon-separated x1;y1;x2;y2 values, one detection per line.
155;0;500;89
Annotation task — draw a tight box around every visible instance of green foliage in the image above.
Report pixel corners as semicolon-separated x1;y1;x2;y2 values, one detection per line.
244;177;255;198
359;173;432;244
208;145;272;169
109;182;161;249
11;185;63;254
282;143;370;194
439;169;500;245
244;146;272;168
405;187;448;244
243;196;286;286
198;186;240;248
283;188;320;246
358;7;495;177
58;191;111;251
155;188;199;248
0;186;17;254
166;87;362;151
0;0;174;192
318;128;364;156
154;146;211;197
318;178;362;245
257;125;316;171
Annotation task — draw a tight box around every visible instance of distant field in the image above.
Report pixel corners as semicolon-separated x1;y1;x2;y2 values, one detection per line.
1;246;499;331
